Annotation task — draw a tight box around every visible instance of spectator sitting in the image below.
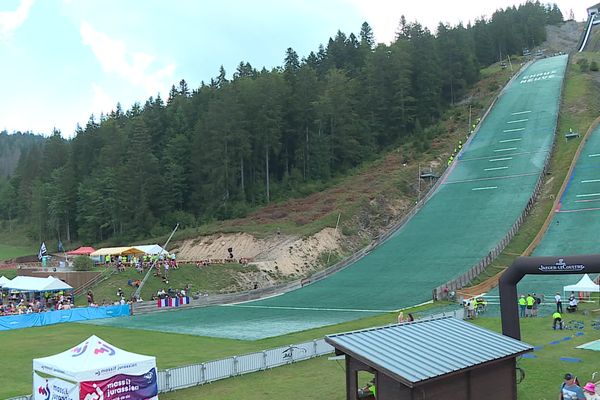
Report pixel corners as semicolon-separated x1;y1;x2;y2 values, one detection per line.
567;297;578;313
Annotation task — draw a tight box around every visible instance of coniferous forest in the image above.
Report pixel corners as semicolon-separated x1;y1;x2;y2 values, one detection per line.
0;3;564;244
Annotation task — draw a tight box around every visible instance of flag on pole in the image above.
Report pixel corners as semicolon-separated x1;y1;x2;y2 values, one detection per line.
38;242;47;260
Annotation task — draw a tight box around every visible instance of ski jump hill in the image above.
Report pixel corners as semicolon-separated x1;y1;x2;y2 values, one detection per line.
89;55;569;340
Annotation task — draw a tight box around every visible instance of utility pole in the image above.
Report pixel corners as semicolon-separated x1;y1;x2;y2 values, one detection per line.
134;224;179;299
468;104;472;133
418;163;421;202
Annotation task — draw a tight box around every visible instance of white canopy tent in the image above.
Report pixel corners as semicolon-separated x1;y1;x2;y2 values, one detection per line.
33;335;158;399
4;276;72;292
563;274;600;299
135;244;168;255
0;275;11;287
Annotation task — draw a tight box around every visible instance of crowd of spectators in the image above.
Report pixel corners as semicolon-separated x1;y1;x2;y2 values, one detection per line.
104;254;179;274
152;284;191;301
0;291;73;316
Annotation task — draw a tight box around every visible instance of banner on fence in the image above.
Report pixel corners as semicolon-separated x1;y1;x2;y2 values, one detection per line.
0;305;130;331
157;296;189;308
34;372;78;400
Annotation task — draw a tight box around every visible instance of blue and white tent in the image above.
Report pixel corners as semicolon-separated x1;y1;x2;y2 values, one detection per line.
3;276;72;292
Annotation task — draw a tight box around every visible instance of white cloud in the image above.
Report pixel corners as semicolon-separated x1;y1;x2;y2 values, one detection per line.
0;0;34;40
79;21;175;96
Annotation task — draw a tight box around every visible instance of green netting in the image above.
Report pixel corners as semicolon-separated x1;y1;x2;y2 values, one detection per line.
86;55;569;340
502;121;600;297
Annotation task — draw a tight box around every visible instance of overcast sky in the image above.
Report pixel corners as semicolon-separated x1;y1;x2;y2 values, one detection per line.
0;0;586;137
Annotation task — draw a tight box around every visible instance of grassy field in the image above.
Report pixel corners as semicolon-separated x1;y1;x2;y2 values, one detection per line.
4;302;600;399
0;303;444;398
162;305;600;400
0;243;35;260
75;263;265;306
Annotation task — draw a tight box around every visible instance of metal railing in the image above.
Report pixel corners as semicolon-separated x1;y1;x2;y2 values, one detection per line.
73;268;115;296
158;338;333;392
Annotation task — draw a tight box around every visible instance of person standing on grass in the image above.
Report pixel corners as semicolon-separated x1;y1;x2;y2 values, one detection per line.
556;292;563;313
397;312;405;323
560;373;585;400
526;294;535;317
532;293;541;317
519;295;527;317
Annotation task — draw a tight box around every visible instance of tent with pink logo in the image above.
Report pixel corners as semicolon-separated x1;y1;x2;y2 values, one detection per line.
32;335;158;400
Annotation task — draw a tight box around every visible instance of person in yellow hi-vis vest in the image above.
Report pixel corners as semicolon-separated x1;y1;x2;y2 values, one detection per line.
526;294;535;317
518;295;526;318
552;311;563;330
358;379;376;399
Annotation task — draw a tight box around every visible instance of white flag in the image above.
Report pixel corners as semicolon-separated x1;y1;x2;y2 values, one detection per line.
38;242;47;260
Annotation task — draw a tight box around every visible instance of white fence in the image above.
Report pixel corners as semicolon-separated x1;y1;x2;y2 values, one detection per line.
158;339;333;392
8;339;334;399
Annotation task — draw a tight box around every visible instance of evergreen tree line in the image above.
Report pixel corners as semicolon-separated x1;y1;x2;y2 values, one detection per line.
0;2;563;244
0;131;43;178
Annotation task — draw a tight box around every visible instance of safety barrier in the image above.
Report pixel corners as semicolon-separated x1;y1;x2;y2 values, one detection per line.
157;338;333;392
0;304;130;331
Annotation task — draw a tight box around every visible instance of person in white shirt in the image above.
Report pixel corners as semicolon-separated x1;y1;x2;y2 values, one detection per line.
567;296;578;313
555;292;562;313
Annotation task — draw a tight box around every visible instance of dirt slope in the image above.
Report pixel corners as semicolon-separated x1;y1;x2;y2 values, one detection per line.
172;228;342;277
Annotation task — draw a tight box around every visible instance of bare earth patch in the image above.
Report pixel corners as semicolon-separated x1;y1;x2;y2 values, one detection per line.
172;228;342;277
